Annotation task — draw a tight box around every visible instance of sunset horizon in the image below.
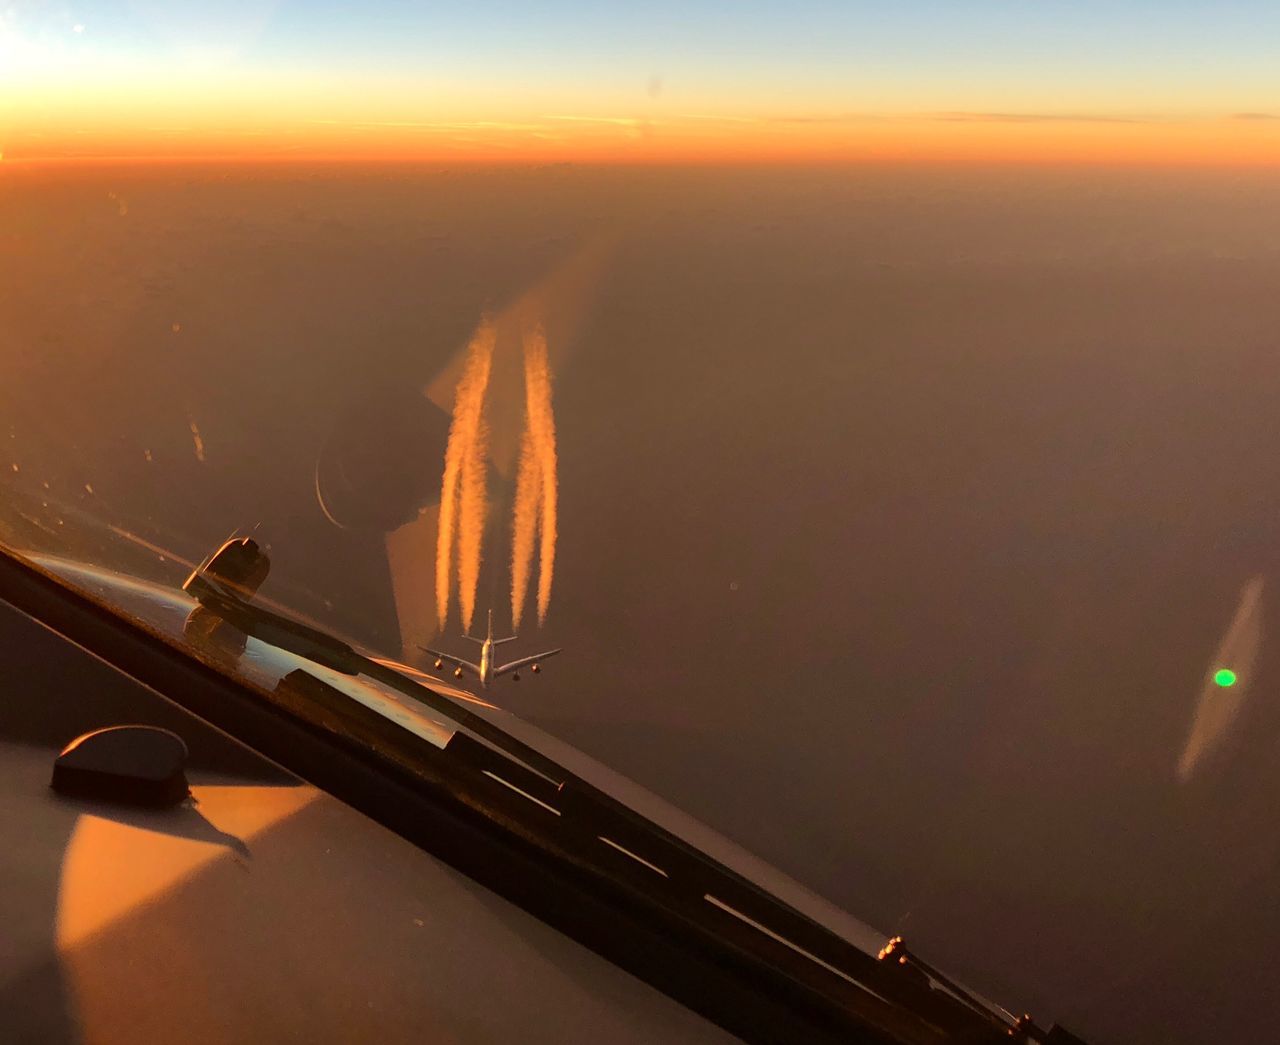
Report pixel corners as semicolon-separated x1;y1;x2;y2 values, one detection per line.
4;3;1280;167
5;106;1280;167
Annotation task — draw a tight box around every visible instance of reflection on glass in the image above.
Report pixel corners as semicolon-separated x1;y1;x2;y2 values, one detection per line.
1177;575;1264;782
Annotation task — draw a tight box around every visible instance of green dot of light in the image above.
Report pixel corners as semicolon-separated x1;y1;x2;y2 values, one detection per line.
1214;668;1238;688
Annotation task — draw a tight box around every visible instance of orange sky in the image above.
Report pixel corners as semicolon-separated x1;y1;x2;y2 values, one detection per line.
5;113;1280;168
4;5;1280;167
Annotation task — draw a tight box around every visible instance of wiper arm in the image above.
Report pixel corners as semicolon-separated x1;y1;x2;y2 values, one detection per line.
182;537;566;784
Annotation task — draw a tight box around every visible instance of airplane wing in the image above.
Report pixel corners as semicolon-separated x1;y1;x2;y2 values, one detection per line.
494;649;562;678
420;648;482;678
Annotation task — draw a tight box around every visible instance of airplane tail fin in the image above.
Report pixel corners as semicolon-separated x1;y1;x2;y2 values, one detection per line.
459;609;498;645
487;608;519;644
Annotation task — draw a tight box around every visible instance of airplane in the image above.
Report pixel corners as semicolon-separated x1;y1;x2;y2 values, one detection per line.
422;609;562;687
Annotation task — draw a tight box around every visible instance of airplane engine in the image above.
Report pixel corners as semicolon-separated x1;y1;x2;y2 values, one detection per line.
453;666;464;679
531;664;541;674
512;673;520;682
433;658;444;670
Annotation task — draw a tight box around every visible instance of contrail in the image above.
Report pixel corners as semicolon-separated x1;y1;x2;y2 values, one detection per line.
509;327;558;629
510;425;539;631
436;322;496;631
456;413;490;633
528;334;558;627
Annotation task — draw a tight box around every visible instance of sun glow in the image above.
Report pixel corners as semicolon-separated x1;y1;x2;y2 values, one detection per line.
3;6;1280;167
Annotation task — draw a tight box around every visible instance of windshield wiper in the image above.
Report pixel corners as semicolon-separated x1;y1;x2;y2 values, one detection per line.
181;536;1092;1045
183;536;567;783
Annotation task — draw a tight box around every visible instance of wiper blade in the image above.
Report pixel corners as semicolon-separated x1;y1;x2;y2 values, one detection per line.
182;538;1090;1045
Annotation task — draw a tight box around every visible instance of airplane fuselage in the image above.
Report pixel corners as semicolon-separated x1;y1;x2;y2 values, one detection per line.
423;609;561;688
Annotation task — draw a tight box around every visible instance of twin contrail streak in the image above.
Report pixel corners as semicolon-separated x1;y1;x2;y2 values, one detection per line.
437;319;556;638
456;412;490;632
511;328;558;630
529;331;559;627
510;426;539;632
436;322;496;632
